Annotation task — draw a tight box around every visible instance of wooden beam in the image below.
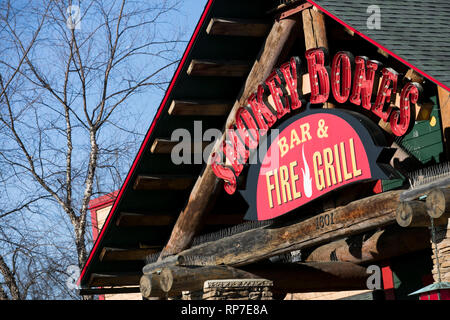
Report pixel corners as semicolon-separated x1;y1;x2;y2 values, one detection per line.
133;175;194;191
438;86;450;158
150;139;208;154
426;187;450;219
396;201;430;227
159;266;259;295
116;212;243;228
304;227;431;264
117;212;175;227
187;60;251;77
302;6;328;49
99;247;159;262
145;191;402;272
157;262;370;295
396;200;449;227
79;287;140;296
89;273;140;287
159;16;301;259
242;262;370;293
168;100;233;116
206;18;270;37
140;274;166;298
302;6;334;108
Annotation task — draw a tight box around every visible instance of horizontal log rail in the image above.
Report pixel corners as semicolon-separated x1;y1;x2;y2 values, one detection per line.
116;212;244;228
89;273;141;287
187;60;251;77
99;247;159;262
206;18;270;37
304;227;430;264
133;175;195;191
150;139;209;154
168;100;233;116
145;190;403;274
79;287;140;296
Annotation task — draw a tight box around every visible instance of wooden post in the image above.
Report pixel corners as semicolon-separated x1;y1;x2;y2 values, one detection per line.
159;16;301;259
302;6;334;109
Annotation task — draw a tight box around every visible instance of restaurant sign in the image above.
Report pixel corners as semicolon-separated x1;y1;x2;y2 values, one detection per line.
241;107;396;220
211;48;422;196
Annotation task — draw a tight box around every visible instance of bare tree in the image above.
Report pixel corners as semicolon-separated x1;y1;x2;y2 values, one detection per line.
0;0;185;299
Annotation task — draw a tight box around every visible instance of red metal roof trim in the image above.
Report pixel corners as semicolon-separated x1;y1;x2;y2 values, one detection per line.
306;0;450;92
78;0;215;286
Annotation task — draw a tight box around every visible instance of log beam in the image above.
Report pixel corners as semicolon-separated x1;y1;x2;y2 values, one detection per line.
168;100;233;116
187;60;251;77
426;187;450;219
116;212;243;228
157;262;370;295
150;139;208;154
396;201;430;227
89;273;141;287
140;273;166;298
143;191;403;272
159;265;258;295
242;262;370;293
304;227;430;264
159;17;301;259
206;18;270;37
79;287;140;296
133;175;194;191
396;200;449;227
99;247;159;262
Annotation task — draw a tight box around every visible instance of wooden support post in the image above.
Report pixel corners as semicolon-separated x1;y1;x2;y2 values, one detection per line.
159;266;258;296
159;17;301;259
140;273;166;299
302;6;333;109
142;191;402;271
304;227;430;264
